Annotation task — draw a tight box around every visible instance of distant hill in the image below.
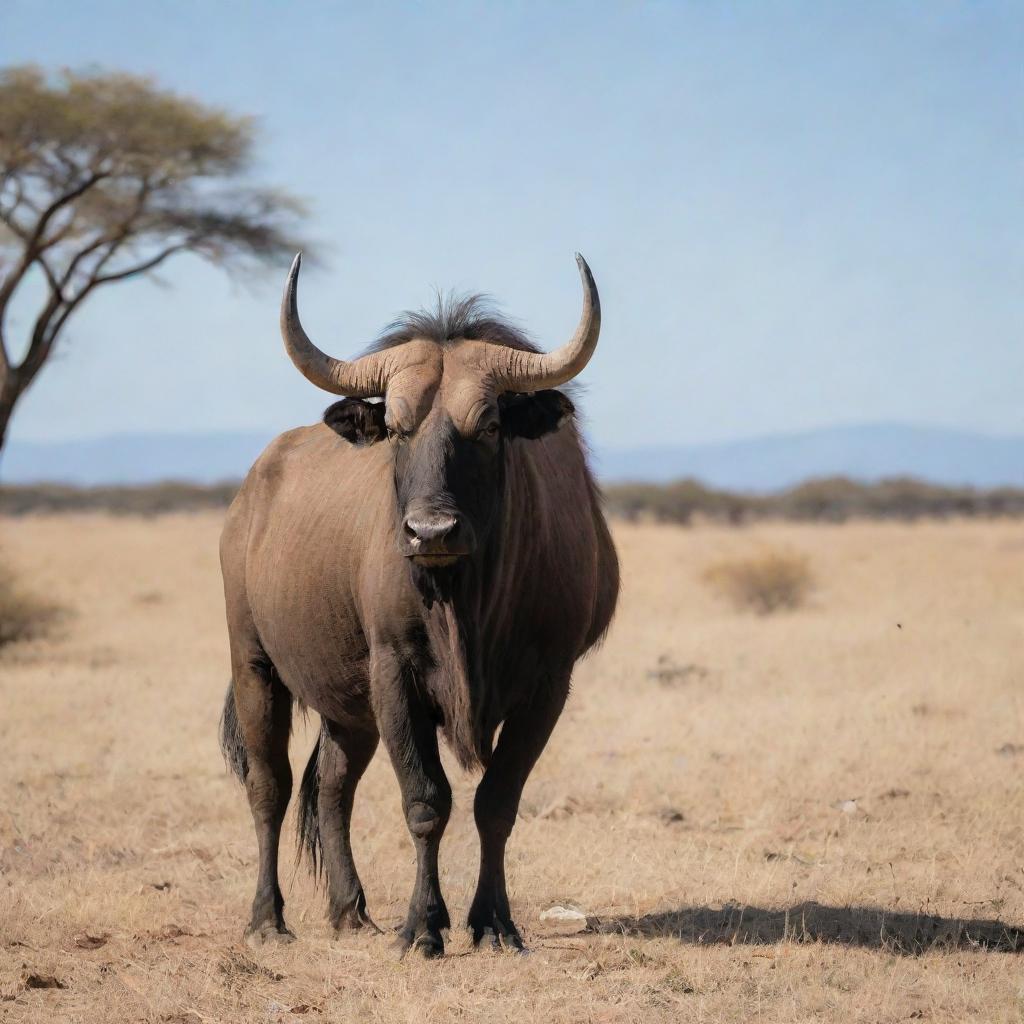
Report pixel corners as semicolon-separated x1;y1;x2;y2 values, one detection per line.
4;423;1022;491
593;424;1024;491
4;431;274;486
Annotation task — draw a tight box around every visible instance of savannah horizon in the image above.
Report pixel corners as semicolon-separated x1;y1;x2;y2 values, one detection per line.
5;420;1023;491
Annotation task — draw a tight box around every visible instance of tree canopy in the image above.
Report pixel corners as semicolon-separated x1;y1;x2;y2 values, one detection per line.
0;65;309;449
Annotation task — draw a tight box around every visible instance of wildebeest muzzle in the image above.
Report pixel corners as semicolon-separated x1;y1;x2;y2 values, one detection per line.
401;505;473;567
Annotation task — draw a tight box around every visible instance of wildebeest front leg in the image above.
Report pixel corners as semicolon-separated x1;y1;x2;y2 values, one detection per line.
469;676;570;951
232;658;294;945
318;717;380;932
372;649;452;958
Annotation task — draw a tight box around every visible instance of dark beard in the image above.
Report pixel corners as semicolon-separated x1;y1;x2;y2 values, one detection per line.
408;561;461;609
409;557;490;768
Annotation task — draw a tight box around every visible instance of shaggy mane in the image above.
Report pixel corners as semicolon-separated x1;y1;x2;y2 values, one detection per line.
365;293;541;355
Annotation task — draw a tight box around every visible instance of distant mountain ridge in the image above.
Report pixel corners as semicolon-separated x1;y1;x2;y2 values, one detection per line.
594;423;1024;491
4;431;273;487
4;423;1022;492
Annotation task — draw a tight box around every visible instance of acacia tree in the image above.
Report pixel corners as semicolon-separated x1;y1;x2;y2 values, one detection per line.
0;66;309;454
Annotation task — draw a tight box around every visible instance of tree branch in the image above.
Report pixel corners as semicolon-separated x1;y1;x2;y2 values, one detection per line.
53;178;154;293
0;169;109;350
11;237;191;396
39;208;81;248
57;231;118;291
22;169;108;255
34;252;62;297
8;275;66;394
93;242;190;285
0;174;27;226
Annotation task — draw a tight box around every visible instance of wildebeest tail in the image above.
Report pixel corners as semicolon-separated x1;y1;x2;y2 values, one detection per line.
296;724;324;878
219;683;249;783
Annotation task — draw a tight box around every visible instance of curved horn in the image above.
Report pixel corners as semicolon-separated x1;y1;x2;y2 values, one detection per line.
490;253;601;392
280;253;391;396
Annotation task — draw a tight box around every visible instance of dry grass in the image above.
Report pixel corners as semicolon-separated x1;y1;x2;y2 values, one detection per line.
704;549;815;614
1;514;1023;1023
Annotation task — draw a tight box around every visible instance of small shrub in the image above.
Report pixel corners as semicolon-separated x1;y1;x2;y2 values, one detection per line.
704;550;814;614
0;564;60;648
646;654;710;688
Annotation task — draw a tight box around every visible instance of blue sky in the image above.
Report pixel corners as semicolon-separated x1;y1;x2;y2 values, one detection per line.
3;1;1021;450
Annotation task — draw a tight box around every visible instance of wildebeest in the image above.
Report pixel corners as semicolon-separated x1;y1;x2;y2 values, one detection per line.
219;254;619;956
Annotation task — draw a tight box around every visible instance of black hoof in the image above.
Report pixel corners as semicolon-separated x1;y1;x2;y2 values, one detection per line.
469;913;525;952
393;929;445;960
331;897;382;935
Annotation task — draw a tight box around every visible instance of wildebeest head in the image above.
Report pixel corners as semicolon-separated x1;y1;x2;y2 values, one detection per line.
279;255;600;571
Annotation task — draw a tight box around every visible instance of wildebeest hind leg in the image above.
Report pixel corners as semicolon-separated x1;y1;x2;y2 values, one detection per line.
316;717;380;933
231;652;295;945
468;675;570;951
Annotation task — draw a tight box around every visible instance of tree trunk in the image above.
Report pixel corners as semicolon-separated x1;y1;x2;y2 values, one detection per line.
0;370;22;472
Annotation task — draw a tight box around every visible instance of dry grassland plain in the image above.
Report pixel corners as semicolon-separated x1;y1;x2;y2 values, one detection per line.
2;513;1023;1023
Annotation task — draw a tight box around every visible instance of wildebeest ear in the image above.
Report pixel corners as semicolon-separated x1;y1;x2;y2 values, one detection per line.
500;390;575;440
323;399;387;445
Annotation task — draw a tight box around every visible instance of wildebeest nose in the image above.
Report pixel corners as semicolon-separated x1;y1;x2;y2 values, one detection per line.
404;514;458;544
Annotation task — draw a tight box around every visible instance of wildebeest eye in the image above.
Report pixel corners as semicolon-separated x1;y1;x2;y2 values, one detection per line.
477;422;500;441
387;426;411;443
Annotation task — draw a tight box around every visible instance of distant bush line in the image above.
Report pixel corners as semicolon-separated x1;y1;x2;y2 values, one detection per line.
2;476;1023;522
604;476;1024;524
0;482;239;516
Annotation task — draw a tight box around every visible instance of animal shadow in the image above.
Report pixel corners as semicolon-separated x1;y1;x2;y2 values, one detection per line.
588;901;1022;954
